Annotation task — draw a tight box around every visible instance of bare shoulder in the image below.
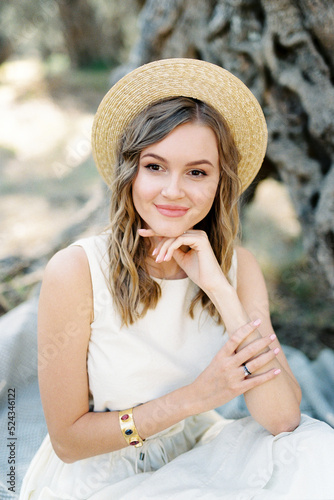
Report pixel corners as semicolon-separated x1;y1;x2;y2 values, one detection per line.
235;246;260;268
44;245;90;280
40;245;93;323
235;246;269;307
235;246;265;279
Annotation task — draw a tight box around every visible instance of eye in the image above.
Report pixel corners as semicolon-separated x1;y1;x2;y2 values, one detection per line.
189;169;207;177
144;163;163;172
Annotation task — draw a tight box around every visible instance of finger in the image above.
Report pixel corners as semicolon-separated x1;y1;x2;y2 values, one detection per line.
137;228;157;237
151;237;169;257
223;319;262;356
137;229;165;255
241;346;280;378
242;367;281;391
155;233;194;262
154;238;177;262
243;346;280;376
242;363;252;378
161;232;206;262
160;235;191;262
235;333;277;366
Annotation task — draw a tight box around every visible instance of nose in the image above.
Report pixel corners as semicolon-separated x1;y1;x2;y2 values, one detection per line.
161;173;185;199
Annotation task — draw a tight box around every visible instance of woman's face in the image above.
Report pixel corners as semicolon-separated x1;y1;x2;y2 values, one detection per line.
132;122;220;237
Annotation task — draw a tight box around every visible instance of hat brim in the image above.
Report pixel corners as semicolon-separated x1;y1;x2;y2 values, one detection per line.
92;58;267;192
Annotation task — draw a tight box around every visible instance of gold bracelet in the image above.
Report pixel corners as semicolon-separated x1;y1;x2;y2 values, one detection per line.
119;408;144;448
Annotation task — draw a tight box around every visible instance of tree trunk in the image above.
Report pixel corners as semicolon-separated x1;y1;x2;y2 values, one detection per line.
57;0;106;67
0;35;12;65
111;0;334;295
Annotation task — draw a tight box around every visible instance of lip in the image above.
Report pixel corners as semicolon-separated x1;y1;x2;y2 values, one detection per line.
155;204;190;217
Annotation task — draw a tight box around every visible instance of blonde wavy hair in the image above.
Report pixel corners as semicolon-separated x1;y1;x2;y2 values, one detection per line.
105;97;241;326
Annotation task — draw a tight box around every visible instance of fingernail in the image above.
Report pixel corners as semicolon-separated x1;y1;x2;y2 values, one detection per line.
270;334;276;340
274;369;281;375
252;318;261;327
152;248;157;256
274;347;280;354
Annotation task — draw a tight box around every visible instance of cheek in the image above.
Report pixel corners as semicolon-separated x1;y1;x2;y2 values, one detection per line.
132;174;158;209
193;178;219;208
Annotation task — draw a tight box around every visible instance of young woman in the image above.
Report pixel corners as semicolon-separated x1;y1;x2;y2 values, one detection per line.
20;59;334;499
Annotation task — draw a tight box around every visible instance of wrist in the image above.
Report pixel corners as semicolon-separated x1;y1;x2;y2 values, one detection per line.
206;279;236;301
202;270;232;297
119;408;145;448
206;283;249;333
134;385;195;439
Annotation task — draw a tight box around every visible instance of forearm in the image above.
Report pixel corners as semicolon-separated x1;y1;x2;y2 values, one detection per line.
206;281;301;435
242;371;301;434
52;384;193;463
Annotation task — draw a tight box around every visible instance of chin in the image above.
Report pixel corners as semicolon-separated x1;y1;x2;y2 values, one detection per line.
152;224;189;238
158;229;184;238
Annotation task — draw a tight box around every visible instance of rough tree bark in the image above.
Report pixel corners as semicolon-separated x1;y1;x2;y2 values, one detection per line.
111;0;334;296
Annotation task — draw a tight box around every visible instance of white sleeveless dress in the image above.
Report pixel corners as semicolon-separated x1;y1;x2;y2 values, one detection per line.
20;235;334;500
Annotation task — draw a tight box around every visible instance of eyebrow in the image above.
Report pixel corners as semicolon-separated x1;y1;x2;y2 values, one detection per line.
140;152;215;168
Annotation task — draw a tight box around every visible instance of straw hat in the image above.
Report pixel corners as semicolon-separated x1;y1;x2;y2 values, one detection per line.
92;58;267;192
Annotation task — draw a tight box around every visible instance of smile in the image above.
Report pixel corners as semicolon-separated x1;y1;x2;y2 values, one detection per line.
154;204;190;217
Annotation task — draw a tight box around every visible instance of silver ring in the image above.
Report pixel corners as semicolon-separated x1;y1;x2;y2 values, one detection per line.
243;364;252;376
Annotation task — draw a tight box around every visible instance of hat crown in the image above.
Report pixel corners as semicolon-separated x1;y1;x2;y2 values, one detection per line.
92;58;267;192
